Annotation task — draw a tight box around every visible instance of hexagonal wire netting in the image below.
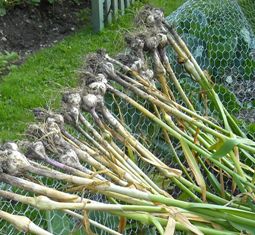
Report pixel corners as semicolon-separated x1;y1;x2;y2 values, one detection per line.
166;0;255;134
0;0;254;234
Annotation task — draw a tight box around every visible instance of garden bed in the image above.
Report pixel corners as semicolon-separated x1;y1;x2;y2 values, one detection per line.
0;0;89;59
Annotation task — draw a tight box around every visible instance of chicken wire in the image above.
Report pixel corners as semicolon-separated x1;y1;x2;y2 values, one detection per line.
166;0;255;138
1;0;255;234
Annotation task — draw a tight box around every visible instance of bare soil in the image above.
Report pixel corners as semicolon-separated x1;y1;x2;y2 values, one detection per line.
0;0;89;58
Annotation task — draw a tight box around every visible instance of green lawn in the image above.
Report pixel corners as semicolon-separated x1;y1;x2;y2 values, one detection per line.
0;0;184;141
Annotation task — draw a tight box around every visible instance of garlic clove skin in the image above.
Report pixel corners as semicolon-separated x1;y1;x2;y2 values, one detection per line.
27;142;48;161
62;92;81;107
88;82;107;96
3;142;19;151
82;94;98;111
59;149;83;170
0;150;31;176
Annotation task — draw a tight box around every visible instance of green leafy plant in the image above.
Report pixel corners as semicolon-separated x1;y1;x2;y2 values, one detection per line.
0;51;19;77
77;8;91;25
0;1;6;16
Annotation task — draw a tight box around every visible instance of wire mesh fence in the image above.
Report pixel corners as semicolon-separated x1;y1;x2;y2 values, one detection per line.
166;0;255;139
0;0;254;234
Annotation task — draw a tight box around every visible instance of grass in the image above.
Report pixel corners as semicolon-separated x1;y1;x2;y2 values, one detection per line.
0;0;184;141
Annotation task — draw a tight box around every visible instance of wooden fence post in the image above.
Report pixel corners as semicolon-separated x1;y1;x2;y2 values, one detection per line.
111;0;119;20
118;0;125;15
124;0;130;8
92;0;104;32
105;0;112;24
92;0;136;32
